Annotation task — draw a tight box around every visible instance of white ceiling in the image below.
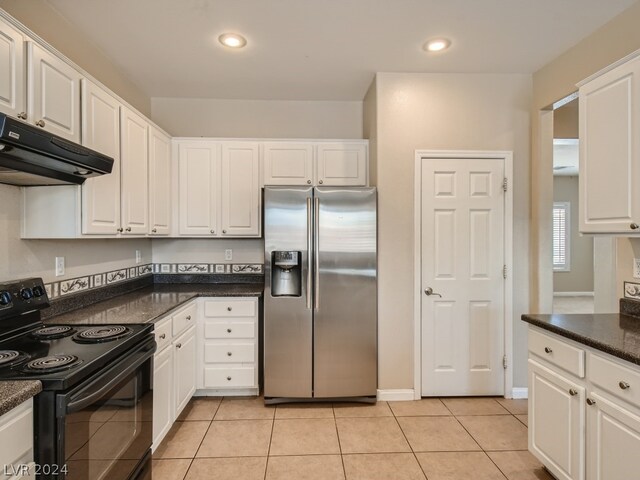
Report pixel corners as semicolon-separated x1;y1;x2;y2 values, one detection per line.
46;0;637;101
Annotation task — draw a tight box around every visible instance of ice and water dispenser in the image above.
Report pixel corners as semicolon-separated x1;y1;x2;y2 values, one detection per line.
271;251;302;297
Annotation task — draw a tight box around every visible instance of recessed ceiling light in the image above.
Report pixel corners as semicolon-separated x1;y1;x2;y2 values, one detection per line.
423;38;451;52
218;33;247;49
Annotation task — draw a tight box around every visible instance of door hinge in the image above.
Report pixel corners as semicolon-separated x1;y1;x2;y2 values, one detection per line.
503;355;508;369
502;265;507;279
502;178;508;192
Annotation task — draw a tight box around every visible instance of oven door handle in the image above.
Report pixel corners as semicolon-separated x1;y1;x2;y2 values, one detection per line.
60;339;156;416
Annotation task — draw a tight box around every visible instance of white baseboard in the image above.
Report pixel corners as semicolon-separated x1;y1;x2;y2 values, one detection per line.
194;388;259;397
510;387;528;399
553;292;594;297
377;389;415;401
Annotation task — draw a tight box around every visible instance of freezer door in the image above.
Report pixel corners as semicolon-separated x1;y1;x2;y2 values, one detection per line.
264;186;314;398
314;187;377;397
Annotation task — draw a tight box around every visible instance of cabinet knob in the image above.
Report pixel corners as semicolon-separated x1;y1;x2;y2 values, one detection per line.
319;179;324;184
186;315;192;321
586;398;596;406
117;228;124;233
307;180;312;184
544;347;553;354
227;376;232;381
159;334;166;339
35;119;45;127
176;343;182;349
152;228;157;233
223;230;227;234
227;306;232;311
631;223;639;230
569;388;578;396
227;352;232;356
126;227;132;232
17;112;27;120
210;230;215;234
227;328;232;333
619;381;630;390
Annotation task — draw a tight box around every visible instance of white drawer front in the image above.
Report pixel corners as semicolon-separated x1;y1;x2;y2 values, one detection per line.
172;302;197;336
204;343;255;363
204;322;255;339
204;299;256;318
203;366;255;388
590;353;640;408
529;328;585;378
155;318;172;351
0;400;33;477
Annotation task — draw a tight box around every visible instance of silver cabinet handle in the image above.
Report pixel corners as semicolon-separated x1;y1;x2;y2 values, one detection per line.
227;306;232;312
314;196;320;310
306;197;313;310
544;347;553;354
226;376;232;381
318;179;323;184
186;315;192;321
126;227;132;232
17;112;27;120
159;334;166;339
222;229;227;234
227;352;232;356
307;180;312;184
117;228;124;233
619;381;630;390
152;228;157;233
569;388;578;396
176;343;182;349
632;223;639;230
35;119;45;127
586;398;596;406
227;328;232;333
210;229;215;234
424;287;442;297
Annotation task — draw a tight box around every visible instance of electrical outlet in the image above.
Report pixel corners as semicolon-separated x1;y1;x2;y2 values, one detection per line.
135;250;141;264
55;257;65;277
225;249;233;261
634;258;640;279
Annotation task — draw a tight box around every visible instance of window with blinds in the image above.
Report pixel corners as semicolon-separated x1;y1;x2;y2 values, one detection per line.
553;202;570;271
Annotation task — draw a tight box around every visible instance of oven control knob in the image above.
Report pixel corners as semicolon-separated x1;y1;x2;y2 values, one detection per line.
32;286;45;298
0;291;11;306
20;288;34;300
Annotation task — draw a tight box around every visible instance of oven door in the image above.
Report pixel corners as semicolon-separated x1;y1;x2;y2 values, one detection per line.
57;337;155;480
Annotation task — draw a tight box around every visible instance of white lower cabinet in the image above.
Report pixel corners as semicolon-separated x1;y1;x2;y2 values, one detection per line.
529;326;640;480
0;399;34;480
174;325;196;415
152;341;173;450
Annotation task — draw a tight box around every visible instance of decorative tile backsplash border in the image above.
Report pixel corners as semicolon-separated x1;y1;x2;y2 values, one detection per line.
44;263;263;300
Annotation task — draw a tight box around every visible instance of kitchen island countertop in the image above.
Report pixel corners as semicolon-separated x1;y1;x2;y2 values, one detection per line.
0;381;42;417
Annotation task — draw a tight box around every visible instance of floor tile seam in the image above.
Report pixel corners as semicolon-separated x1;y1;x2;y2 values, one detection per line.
391;407;429;480
481;450;510;480
211;416;276;421
450;415;484;451
179;458;196;480
331;413;348;480
264;416;276;480
190;417;216;461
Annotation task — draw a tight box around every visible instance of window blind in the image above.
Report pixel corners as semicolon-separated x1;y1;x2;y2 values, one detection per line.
553;202;570;271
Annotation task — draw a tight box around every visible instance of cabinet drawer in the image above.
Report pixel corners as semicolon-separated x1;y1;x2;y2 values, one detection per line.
204;343;255;363
204;300;256;318
204;322;255;339
155;318;172;351
529;328;585;378
172;302;197;336
590;353;640;408
203;366;255;388
0;400;32;475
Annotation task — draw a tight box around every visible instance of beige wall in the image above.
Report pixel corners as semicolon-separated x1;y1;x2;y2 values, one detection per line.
553;176;594;293
0;1;150;115
151;98;363;138
531;1;640;314
554;100;578;139
152;239;263;265
369;72;532;390
362;79;378;186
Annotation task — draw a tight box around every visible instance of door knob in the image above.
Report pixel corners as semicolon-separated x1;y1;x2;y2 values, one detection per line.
424;287;442;297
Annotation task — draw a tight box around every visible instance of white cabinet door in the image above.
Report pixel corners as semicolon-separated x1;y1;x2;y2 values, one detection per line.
529;359;585;480
263;142;314;186
81;79;121;235
0;17;25;119
27;42;81;142
152;345;173;451
316;142;367;186
148;126;171;235
220;142;260;236
579;57;640;233
178;141;219;236
587;393;640;480
120;106;148;235
174;325;196;417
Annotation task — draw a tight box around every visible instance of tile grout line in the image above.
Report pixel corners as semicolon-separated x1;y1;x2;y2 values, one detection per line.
389;401;430;480
263;403;276;480
331;403;348;480
178;397;224;479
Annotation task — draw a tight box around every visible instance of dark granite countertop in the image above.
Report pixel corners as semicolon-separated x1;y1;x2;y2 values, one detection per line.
0;381;42;417
44;283;263;326
522;313;640;366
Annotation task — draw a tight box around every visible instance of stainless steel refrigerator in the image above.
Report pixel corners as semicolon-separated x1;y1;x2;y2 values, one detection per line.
264;186;377;402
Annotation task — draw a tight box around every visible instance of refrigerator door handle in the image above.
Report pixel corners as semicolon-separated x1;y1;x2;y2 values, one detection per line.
314;197;320;310
306;197;313;310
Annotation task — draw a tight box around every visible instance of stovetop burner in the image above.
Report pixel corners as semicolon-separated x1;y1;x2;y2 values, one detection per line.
73;325;131;343
24;354;82;372
0;350;29;368
31;325;76;340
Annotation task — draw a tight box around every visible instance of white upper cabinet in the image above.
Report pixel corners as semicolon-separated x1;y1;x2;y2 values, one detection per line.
178;141;220;236
221;142;260;236
120;106;149;235
263;142;314;186
579;54;640;234
148;126;172;235
316;142;367;186
27;42;81;142
81;79;122;235
0;17;25;119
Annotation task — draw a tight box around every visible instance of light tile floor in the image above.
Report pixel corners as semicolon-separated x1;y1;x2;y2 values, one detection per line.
152;396;553;480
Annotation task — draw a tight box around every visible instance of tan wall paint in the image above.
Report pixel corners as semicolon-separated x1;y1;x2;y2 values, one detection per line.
151;97;363;138
552;176;594;293
152;239;263;265
0;0;150;116
531;2;640;314
371;72;532;390
554;100;578;139
363;79;378;187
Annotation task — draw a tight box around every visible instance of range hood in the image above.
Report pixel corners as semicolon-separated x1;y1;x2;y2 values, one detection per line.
0;113;114;186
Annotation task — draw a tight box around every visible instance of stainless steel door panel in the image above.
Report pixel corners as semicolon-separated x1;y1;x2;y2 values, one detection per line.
313;187;377;397
264;187;313;398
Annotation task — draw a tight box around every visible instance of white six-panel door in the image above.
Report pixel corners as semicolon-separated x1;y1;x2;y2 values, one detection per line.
421;157;505;396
